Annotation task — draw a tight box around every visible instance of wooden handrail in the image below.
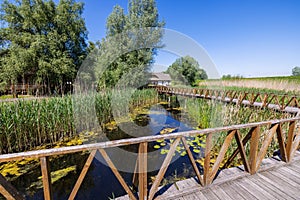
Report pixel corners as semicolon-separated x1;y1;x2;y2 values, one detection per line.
154;86;300;112
0;117;299;163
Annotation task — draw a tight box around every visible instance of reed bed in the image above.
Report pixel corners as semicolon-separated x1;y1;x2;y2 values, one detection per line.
199;77;300;95
0;89;157;154
183;97;294;166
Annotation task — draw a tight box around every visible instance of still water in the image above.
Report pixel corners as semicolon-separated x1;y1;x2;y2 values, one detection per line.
11;103;203;200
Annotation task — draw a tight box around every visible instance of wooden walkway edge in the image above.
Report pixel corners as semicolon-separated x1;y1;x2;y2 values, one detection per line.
117;151;300;200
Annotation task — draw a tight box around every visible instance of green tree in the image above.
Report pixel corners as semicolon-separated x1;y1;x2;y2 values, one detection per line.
167;56;208;86
0;0;88;95
292;66;300;76
96;0;164;89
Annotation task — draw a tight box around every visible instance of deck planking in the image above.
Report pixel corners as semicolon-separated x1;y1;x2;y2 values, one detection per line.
117;152;300;200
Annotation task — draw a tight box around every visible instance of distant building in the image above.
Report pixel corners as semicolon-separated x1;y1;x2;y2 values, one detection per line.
149;72;172;86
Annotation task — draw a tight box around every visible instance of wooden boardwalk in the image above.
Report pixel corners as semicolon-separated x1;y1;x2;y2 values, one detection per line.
118;152;300;200
155;86;300;114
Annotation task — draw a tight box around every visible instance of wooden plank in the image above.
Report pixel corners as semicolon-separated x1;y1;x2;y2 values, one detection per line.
188;192;208;200
277;166;300;186
209;130;236;183
218;182;245;200
148;137;181;200
229;181;258;200
0;174;24;200
290;133;300;161
209;185;232;200
249;126;260;174
235;130;250;172
138;142;147;200
181;137;204;186
256;173;297;199
261;171;300;191
256;124;278;170
204;133;212;185
200;188;220;200
98;149;136;200
260;171;299;196
247;175;294;200
286;121;296;162
40;157;53;200
235;176;274;200
283;163;300;176
68;150;97;200
268;169;300;187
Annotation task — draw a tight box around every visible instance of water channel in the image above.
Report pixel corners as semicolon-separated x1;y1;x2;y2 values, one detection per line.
8;101;204;200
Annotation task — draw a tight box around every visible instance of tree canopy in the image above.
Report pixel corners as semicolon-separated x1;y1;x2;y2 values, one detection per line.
292;66;300;76
96;0;165;89
166;56;208;86
0;0;88;95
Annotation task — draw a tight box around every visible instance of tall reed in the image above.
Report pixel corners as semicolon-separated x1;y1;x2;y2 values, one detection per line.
0;89;157;153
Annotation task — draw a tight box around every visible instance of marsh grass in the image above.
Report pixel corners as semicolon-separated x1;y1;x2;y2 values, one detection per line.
200;77;300;95
182;97;294;167
0;89;157;153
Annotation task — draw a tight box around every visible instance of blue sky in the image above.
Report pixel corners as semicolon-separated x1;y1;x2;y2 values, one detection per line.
82;1;299;77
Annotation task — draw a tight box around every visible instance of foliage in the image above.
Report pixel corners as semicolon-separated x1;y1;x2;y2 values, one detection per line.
96;0;165;89
222;74;244;79
292;66;300;76
167;56;208;86
0;0;88;95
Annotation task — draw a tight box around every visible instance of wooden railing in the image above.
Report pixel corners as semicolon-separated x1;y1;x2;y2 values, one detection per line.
0;117;299;200
154;86;300;113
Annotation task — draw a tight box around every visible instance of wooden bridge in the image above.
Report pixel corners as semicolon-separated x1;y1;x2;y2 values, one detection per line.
154;86;300;113
0;87;299;200
0;117;299;200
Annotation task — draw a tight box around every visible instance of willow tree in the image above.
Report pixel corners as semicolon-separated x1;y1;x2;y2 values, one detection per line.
0;0;88;95
97;0;165;89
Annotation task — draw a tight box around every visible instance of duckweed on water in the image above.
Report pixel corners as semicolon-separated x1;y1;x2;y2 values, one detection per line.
28;166;76;190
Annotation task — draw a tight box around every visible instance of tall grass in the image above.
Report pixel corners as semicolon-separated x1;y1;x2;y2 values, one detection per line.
199;76;300;95
182;97;294;166
0;89;157;154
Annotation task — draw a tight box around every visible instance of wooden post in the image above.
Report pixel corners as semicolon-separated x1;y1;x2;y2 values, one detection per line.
286;121;296;162
249;126;260;174
204;133;212;185
40;157;53;200
138;142;148;200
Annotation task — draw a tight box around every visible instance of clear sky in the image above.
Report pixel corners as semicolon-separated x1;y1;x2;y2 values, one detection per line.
82;0;300;77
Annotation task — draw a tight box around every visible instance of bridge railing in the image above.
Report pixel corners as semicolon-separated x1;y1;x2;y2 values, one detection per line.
0;117;299;200
154;86;300;112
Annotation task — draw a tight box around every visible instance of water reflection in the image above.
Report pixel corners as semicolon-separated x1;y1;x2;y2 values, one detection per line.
11;103;202;200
